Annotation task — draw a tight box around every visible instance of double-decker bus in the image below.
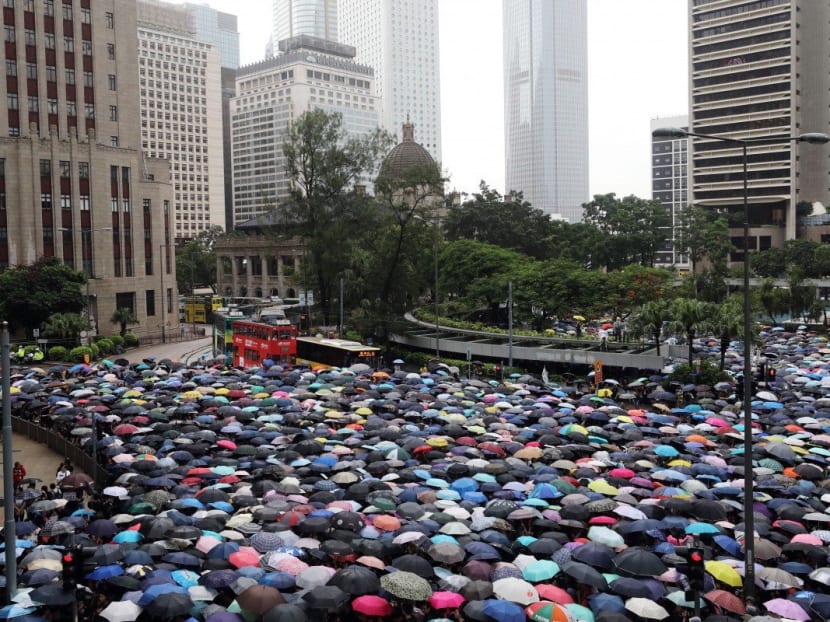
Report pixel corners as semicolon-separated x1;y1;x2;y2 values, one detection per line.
183;293;224;324
295;336;380;370
213;308;250;358
232;320;297;368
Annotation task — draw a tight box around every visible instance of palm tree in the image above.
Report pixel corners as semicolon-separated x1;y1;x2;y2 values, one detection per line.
110;307;138;337
707;298;743;371
41;312;87;345
669;298;712;365
630;300;671;356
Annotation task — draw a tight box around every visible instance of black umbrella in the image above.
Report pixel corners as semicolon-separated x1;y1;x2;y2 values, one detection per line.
145;592;194;618
391;554;434;578
560;561;608;590
29;584;75;606
571;542;615;569
613;549;667;577
302;585;349;610
327;565;381;596
263;603;308;622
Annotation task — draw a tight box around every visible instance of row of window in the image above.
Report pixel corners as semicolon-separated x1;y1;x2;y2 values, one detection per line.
3;0;113;27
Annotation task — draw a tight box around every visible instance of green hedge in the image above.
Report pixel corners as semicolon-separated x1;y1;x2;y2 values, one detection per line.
47;346;68;361
69;346;93;363
123;333;139;347
95;338;113;354
110;335;125;347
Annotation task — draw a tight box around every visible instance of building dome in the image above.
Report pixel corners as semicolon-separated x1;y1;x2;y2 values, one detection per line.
378;118;436;182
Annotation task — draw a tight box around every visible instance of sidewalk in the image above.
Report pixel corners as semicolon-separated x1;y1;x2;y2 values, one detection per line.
0;432;65;519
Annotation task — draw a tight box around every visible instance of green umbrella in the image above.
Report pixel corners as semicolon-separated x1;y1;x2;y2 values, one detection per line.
380;571;432;601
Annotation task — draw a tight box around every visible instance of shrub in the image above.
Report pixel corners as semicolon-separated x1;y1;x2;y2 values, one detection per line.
69;346;93;363
109;334;125;347
96;338;113;354
123;333;139;347
668;359;730;387
88;343;99;359
48;345;68;361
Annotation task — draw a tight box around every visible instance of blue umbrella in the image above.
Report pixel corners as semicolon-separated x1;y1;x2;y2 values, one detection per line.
0;606;36;619
588;592;625;614
479;599;525;622
138;583;187;607
86;564;124;581
685;522;720;535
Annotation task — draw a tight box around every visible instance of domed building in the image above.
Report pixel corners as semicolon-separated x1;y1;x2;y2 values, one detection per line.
376;118;443;203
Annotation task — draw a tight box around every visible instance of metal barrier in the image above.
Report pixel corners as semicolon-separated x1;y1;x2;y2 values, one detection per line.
10;417;105;486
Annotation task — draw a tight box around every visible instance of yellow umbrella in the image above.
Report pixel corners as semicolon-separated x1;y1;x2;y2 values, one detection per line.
668;459;692;468
574;315;586;322
705;560;743;587
426;437;449;448
588;480;619;496
514;447;543;460
354;407;372;416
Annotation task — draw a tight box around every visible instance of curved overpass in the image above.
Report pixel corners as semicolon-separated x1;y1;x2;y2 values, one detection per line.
391;314;669;372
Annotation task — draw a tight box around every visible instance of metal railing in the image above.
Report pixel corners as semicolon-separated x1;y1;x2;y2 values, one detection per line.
10;417;105;486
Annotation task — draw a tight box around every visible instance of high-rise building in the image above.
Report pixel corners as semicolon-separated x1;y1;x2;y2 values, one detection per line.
230;36;380;227
181;3;240;233
183;2;239;69
651;116;689;269
273;0;337;44
0;0;176;341
136;0;224;243
338;0;442;163
502;0;588;222
689;0;830;258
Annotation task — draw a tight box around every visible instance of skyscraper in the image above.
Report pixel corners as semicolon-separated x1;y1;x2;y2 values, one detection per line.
0;0;176;340
651;116;689;269
183;2;240;69
338;0;442;162
273;0;338;44
689;1;830;256
230;36;380;227
502;0;588;222
136;0;225;243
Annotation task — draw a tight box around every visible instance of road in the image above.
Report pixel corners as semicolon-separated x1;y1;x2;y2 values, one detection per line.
124;335;214;365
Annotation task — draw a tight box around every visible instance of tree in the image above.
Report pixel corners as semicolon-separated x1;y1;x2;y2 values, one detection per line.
707;297;743;371
757;279;789;324
41;312;87;346
281;109;393;325
176;225;223;294
443;183;553;259
668;298;711;365
751;246;787;278
0;257;86;335
630;299;671;356
110;307;138;337
581;193;671;269
676;205;732;276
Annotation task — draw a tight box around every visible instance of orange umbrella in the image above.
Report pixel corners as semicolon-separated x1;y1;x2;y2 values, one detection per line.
373;515;401;531
535;584;574;604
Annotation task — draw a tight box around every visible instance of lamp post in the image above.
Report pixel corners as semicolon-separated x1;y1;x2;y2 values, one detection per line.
433;214;440;359
160;243;168;343
652;127;829;604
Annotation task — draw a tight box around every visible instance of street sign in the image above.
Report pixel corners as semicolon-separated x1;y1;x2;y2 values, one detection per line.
298;291;306;305
306;291;314;305
32;328;39;337
37;339;47;346
593;360;604;384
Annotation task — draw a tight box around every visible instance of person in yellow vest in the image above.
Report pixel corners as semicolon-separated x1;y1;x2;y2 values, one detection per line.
33;348;44;362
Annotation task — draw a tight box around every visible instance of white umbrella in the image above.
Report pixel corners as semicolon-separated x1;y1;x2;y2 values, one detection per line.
492;577;539;605
102;486;129;498
99;601;143;622
625;597;669;620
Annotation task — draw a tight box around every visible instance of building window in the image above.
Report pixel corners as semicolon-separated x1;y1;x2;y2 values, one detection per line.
80;7;90;23
45;65;56;82
4;26;15;44
61;3;71;20
81;40;91;55
110;135;118;147
109;105;117;121
146;290;155;316
24;30;35;46
43;0;53;16
122;198;129;212
83;71;92;87
63;37;74;52
41;192;51;210
59;160;70;177
66;101;76;116
111;198;117;212
105;12;113;29
27;96;37;112
47;98;57;114
3;0;14;8
107;74;116;90
39;159;50;176
106;43;115;60
4;60;15;77
78;161;88;177
79;195;89;211
85;103;94;118
60;194;70;209
27;63;38;80
8;127;18;137
142;198;151;213
6;94;18;110
44;33;55;49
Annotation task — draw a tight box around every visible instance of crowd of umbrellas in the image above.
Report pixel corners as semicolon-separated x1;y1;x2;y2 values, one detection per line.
5;327;830;622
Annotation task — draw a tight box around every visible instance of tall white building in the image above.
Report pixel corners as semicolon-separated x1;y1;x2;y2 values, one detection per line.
273;0;338;44
137;0;225;242
337;0;442;162
503;0;588;222
651;115;689;269
230;36;380;227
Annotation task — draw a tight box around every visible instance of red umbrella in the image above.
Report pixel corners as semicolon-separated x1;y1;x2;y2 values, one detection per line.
535;584;574;604
352;595;393;617
428;591;465;609
229;547;261;568
704;589;746;615
113;423;139;435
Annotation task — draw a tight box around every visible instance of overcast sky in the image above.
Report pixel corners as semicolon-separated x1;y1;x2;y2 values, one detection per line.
181;0;688;201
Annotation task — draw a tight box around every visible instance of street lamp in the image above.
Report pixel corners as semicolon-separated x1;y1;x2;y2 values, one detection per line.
652;126;830;604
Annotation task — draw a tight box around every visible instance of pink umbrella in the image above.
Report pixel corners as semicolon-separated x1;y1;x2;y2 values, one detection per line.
229;547;261;568
195;535;222;554
428;591;465;609
764;598;810;621
609;468;635;479
217;439;237;450
275;556;310;576
790;533;823;546
536;584;574;604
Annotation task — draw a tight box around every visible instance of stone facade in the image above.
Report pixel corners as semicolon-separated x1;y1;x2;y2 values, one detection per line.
215;234;304;300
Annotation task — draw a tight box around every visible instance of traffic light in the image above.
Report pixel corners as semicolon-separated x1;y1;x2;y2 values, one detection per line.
767;367;776;382
61;551;75;591
494;365;502;379
687;546;705;593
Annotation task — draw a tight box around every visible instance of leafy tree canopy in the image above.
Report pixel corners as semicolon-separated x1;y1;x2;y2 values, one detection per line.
0;257;86;335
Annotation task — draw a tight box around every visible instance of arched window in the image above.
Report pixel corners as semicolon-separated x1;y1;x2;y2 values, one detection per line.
254;287;263;298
